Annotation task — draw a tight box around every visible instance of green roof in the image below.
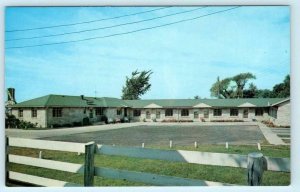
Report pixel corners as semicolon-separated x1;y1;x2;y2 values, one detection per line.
11;95;128;108
11;94;288;108
124;98;287;108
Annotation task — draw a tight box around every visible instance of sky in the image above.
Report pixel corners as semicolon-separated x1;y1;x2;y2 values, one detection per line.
4;6;290;102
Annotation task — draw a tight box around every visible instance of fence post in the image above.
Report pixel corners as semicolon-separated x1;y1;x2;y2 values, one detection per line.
84;142;95;186
247;152;264;186
5;136;9;185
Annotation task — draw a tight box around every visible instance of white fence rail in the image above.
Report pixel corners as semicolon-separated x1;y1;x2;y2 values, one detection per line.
8;171;80;187
6;137;290;186
9;154;230;186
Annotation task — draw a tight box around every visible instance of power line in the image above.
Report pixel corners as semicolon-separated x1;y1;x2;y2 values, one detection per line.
6;7;207;42
5;7;171;33
6;6;241;50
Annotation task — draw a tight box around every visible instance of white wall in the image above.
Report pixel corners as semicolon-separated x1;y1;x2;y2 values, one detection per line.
272;101;290;126
12;108;47;128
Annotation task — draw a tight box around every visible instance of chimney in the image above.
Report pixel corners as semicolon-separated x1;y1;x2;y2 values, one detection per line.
7;88;16;102
81;95;84;100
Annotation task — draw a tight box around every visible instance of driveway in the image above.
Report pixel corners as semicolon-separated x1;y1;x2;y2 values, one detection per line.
5;122;258;139
5;122;145;139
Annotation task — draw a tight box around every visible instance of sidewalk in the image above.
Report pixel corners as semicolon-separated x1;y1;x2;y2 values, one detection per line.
5;122;145;139
257;122;286;145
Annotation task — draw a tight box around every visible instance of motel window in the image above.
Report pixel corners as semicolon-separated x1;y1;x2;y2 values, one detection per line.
255;108;264;116
31;108;37;118
52;108;62;117
204;109;209;118
156;111;161;119
133;109;141;117
146;111;151;119
18;109;23;117
270;107;278;118
165;109;173;117
96;108;104;116
117;109;122;115
89;109;93;118
213;109;222;116
230;109;239;116
194;111;199;119
181;109;189;116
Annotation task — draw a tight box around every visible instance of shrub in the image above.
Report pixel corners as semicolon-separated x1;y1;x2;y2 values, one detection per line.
18;121;38;129
114;118;121;123
261;120;290;128
178;119;193;122
62;124;73;127
82;117;90;126
72;122;82;127
123;117;130;123
100;115;108;124
5;114;20;128
5;114;38;129
107;118;114;124
162;119;177;123
161;119;193;123
52;124;62;128
210;119;244;122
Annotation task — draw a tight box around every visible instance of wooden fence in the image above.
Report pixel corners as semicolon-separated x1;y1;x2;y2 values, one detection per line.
6;137;290;187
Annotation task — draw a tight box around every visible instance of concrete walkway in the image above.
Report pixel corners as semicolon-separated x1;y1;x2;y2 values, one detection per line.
270;127;290;145
257;122;286;145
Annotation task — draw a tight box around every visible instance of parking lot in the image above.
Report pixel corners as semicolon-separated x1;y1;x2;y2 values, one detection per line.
42;124;266;147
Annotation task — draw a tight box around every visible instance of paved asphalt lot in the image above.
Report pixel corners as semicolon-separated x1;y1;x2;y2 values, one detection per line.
42;125;265;146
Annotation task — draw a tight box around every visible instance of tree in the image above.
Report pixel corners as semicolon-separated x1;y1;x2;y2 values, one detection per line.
210;77;234;98
231;72;256;98
210;72;255;99
272;75;290;98
121;70;153;100
194;95;200;99
255;89;274;98
243;83;258;98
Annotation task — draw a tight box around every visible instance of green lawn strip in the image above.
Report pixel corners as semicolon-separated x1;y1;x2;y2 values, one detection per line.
9;163;146;186
142;145;290;158
8;146;290;186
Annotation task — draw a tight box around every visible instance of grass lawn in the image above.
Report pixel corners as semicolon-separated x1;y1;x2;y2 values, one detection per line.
8;144;290;186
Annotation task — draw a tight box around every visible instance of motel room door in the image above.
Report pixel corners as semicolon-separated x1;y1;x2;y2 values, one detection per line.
243;109;248;118
124;108;127;117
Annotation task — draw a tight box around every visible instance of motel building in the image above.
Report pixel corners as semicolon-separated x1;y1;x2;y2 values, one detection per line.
6;89;290;128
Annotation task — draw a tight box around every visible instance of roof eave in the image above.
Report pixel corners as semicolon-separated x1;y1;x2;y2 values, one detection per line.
271;98;290;106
